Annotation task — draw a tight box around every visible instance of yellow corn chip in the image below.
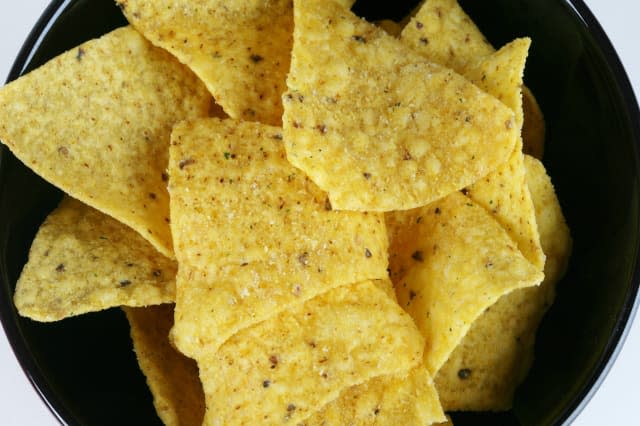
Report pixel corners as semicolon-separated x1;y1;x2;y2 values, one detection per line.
400;0;494;73
124;305;204;426
197;280;424;425
283;0;517;211
522;87;546;159
169;118;388;355
433;155;571;411
402;12;544;270
0;26;210;257
464;38;530;129
118;0;292;126
14;197;176;322
303;365;446;426
388;192;543;375
400;0;545;161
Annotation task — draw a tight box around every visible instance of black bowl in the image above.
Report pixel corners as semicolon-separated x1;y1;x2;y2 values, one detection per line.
1;0;639;425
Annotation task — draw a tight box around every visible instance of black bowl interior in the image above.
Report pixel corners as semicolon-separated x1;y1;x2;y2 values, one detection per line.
1;0;639;425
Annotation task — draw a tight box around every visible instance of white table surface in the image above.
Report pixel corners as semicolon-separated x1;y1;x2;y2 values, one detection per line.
0;1;638;425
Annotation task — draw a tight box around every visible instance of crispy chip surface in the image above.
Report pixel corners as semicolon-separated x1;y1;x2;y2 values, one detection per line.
387;192;543;374
402;12;544;270
401;0;546;168
197;280;424;425
303;365;446;426
433;156;571;411
400;0;494;73
14;197;176;322
0;26;210;257
125;305;205;426
169;118;388;354
119;0;292;125
283;0;517;211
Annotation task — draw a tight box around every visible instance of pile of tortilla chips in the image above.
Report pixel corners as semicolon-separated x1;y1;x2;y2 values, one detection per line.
0;0;571;424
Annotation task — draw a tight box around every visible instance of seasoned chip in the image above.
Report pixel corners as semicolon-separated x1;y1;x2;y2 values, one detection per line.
124;305;204;426
118;0;292;125
433;155;571;410
0;26;210;257
522;87;546;159
304;365;446;426
388;192;543;374
462;39;545;270
169;118;388;355
13;197;176;322
196;280;424;425
283;0;517;211
403;13;544;270
401;0;546;167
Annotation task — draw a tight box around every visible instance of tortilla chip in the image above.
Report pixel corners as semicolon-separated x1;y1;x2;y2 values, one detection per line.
197;279;424;425
283;0;517;211
401;0;545;160
118;0;292;125
522;87;546;159
433;155;571;411
387;191;543;375
14;197;176;322
403;15;544;270
169;118;388;355
303;365;446;426
124;305;205;426
0;26;210;257
400;0;494;73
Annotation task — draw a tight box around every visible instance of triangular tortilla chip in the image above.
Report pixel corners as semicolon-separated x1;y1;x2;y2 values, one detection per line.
14;197;177;321
118;0;293;125
0;26;211;257
387;192;543;374
169;118;388;355
433;155;571;411
283;0;517;211
402;13;544;270
196;279;424;425
304;365;446;426
124;305;204;426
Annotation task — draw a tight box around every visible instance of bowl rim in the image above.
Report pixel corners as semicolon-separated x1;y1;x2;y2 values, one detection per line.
1;1;640;425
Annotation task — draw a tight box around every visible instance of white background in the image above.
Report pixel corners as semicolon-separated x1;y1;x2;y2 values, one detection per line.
0;1;638;425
